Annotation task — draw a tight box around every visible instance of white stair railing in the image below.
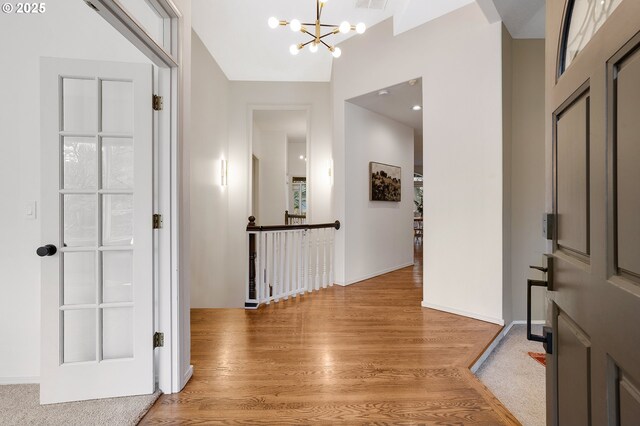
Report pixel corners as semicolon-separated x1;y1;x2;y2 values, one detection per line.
245;216;341;309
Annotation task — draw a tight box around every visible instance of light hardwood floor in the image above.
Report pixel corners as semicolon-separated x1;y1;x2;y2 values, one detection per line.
141;248;519;425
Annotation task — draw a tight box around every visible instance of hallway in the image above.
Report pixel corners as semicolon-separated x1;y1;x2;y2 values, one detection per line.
142;251;518;424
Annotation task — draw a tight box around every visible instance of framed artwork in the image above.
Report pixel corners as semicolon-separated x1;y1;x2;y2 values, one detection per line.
369;161;401;202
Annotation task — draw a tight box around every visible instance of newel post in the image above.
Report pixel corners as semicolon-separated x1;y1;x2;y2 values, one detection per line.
246;216;258;308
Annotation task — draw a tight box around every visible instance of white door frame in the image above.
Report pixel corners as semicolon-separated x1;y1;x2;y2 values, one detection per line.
88;0;188;394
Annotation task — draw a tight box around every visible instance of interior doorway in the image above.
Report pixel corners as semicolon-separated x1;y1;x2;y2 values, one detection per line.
250;109;310;226
347;78;424;264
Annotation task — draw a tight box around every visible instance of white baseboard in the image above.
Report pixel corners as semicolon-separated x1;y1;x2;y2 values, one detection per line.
336;262;415;286
181;365;193;390
511;320;546;325
0;376;39;385
421;301;505;326
469;319;547;373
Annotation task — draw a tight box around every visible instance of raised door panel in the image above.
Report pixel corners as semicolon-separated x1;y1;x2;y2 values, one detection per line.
556;94;590;258
557;313;591;426
620;375;640;426
616;47;640;280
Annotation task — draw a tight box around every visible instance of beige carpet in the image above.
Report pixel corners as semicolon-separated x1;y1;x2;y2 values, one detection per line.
476;324;546;426
0;384;160;426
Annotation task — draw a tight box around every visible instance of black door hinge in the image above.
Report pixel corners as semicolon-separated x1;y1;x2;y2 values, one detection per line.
153;94;163;111
153;332;164;348
153;214;162;229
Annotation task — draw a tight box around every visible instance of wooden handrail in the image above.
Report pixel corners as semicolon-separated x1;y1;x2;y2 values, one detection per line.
247;216;340;232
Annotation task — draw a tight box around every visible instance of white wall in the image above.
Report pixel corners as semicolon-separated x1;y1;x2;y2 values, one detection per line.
0;1;151;382
189;30;231;309
332;4;506;324
344;104;414;283
287;139;307;178
253;129;287;226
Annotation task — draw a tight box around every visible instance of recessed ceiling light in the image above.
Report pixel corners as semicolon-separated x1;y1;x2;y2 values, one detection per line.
378;89;389;96
412;105;422;111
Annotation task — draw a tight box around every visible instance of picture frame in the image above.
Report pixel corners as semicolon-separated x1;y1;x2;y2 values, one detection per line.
369;161;401;202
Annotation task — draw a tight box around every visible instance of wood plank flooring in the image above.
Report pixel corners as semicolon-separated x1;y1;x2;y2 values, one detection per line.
141;248;519;425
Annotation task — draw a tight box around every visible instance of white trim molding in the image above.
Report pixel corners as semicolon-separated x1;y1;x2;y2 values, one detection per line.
336;262;415;286
469;320;547;373
421;301;505;326
0;376;40;385
182;365;193;388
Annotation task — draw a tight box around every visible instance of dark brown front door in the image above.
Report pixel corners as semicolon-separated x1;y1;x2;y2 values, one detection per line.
545;0;640;424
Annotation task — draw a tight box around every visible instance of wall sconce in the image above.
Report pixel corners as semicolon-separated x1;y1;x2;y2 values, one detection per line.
220;159;228;187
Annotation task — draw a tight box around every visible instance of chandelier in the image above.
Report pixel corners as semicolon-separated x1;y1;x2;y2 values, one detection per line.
268;0;367;58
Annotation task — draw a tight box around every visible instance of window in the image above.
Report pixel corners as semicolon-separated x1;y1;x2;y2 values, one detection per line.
292;177;307;214
560;0;622;75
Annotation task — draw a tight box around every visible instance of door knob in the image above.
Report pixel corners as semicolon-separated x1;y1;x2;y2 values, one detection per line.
36;244;57;257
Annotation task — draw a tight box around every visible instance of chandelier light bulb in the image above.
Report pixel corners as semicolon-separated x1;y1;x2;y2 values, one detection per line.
320;0;329;3
309;43;319;53
268;17;279;29
290;44;301;55
356;22;366;34
339;21;351;34
290;19;302;32
331;47;342;58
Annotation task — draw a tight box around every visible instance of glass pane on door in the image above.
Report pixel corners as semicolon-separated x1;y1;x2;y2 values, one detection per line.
101;81;134;134
63;252;96;305
63;194;97;247
102;138;133;189
563;0;623;72
63;309;96;363
63;137;97;190
102;194;134;246
103;308;134;360
103;251;133;303
62;78;96;133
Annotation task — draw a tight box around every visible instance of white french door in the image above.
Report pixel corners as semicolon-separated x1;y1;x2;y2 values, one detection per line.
39;58;154;404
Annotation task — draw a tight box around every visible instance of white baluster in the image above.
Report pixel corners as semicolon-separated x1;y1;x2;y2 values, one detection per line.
329;229;334;287
307;229;313;293
314;229;320;291
280;232;287;299
291;231;297;298
299;230;305;295
322;228;328;288
261;232;267;302
288;231;293;298
273;233;278;303
270;232;276;304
